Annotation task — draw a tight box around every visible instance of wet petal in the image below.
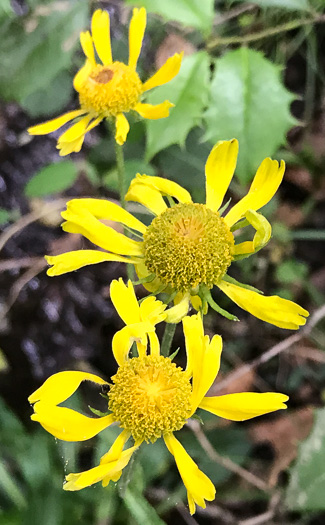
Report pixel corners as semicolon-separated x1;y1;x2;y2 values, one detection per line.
142;53;183;92
233;210;271;258
91;9;112;65
164;433;215;515
205;139;238;212
112;322;154;366
218;280;309;329
110;279;141;325
134;100;174;119
225;158;285;227
29;370;107;405
80;31;96;66
31;402;114;441
45;250;138;277
28;109;87;135
128;7;146;69
125;176;167;215
65;198;146;234
64;444;139;490
115;113;130;145
199;392;289;421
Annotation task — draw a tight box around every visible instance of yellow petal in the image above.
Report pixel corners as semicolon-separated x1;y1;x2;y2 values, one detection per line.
45;250;138;277
148;331;160;357
233;209;271;258
73;59;92;92
110;279;141;325
91;9;112;65
61;207;143;256
218;280;309;329
28;370;107;405
182;314;204;379
225;158;285;227
28;109;87;135
134;100;174;119
164;433;215;515
57;136;85;156
142;53;183;92
165;293;190;324
115;113;130;145
112;322;154;366
65;198;146;234
64;444;139;491
134;262;165;293
125;176;167;215
31;402;114;441
128;7;146;69
139;295;167;324
205;139;239;212
80;30;96;66
131;174;192;203
199;392;289;421
57;114;93;144
100;429;131;464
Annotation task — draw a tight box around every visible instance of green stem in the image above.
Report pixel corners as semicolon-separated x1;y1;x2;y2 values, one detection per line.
161;323;176;358
114;141;126;209
207;15;324;51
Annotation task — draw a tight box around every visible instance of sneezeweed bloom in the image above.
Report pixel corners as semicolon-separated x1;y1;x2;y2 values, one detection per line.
28;8;182;153
28;313;288;514
45;139;309;330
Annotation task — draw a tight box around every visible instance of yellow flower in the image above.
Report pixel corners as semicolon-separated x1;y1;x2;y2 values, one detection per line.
45;139;309;330
28;8;182;153
28;310;288;514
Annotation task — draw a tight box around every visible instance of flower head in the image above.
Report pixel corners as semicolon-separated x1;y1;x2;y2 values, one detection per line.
45;140;309;329
28;283;288;514
28;8;182;152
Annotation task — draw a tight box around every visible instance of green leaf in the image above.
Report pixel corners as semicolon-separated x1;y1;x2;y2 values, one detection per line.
275;259;308;285
204;48;296;184
21;70;73;118
286;408;325;510
0;0;88;114
125;0;214;33
237;0;311;10
124;488;166;525
145;51;210;161
25;161;78;198
0;208;11;225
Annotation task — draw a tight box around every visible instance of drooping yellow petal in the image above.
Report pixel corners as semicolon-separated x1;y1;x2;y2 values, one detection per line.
91;9;112;65
57;114;93;143
57;135;85;156
165;293;190;324
28;109;87;135
148;331;160;357
115;113;130;145
45;250;138;277
125;176;167;216
164;433;216;515
134;100;174;119
131;174;192;203
73;60;92;91
128;7;146;69
142;53;183;92
61;208;143;256
80;31;96;66
100;429;131;464
205;139;239;212
218;280;309;329
110;279;141;325
64;444;139;491
31;402;114;442
112;322;154;366
182;314;204;378
199;392;289;421
28;370;107;406
57;116;103;155
139;295;167;325
225;158;285;227
65;198;146;234
233;210;271;258
134;262;165;293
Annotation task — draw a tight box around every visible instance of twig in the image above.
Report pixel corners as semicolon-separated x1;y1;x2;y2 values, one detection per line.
238;492;281;525
214;3;256;27
213;304;325;394
188;420;269;492
0;199;67;254
0;257;45;272
207;15;325;50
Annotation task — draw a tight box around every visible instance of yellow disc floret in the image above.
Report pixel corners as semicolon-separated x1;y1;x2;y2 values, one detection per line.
143;203;235;291
108;355;192;443
78;62;143;117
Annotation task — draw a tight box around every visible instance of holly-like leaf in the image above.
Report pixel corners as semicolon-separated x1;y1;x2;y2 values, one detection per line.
145;51;210;161
126;0;214;34
204;48;296;184
25;161;78;198
286;408;325;510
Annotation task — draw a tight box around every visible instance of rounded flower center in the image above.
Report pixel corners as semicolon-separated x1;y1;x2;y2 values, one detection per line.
143;203;235;291
78;62;143;117
108;355;192;443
